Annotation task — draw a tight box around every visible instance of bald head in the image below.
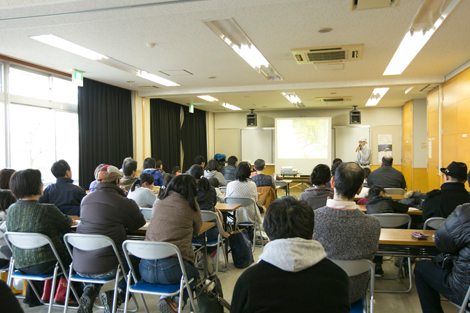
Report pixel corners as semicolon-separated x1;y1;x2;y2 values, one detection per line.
382;155;393;166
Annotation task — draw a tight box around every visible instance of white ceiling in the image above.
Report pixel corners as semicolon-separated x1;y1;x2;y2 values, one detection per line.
1;0;469;112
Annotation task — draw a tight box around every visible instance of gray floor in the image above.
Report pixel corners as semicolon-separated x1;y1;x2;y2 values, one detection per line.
18;187;460;312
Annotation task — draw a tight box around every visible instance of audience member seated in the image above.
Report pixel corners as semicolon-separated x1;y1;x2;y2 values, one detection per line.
194;155;206;168
155;159;167;178
367;156;407;189
251;159;276;191
0;280;24;313
214;153;226;171
76;165;146;313
230;197;350;313
119;158;138;191
226;162;262;227
327;160;342;189
0;168;16;189
38;160;86;216
314;162;381;304
170;166;181;178
127;173;157;208
209;177;225;202
0;190;16;267
415;203;470;312
188;165;217;211
204;159;228;186
140;175;202;313
222;156;238;182
88;164;105;192
366;185;409;214
7;169;75;307
141;157;163;187
299;164;334;211
422;161;470;222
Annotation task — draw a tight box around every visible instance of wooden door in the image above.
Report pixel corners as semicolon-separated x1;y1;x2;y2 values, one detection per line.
402;101;413;190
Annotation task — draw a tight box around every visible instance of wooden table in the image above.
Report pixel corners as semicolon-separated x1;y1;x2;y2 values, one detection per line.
377;229;438;258
354;194;405;201
216;203;242;212
356;205;422;216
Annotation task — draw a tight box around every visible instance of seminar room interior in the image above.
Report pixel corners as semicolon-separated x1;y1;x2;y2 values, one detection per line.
1;0;470;312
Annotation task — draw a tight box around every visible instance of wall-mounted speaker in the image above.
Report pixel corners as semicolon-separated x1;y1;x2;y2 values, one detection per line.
247;109;257;127
350;110;361;124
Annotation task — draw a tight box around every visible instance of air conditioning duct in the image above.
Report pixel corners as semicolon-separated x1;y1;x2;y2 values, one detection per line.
291;44;364;65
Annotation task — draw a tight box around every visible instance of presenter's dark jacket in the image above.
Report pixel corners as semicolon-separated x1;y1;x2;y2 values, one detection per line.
435;204;470;302
366;196;409;214
38;177;86;216
422;182;470;222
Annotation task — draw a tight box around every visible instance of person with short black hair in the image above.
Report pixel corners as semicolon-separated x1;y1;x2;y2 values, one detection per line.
366;185;409;214
194;155;206;168
141;174;202;313
251;159;276;191
7;169;74;307
120;159;138;191
367;156;407;189
299;164;334;210
141;157;163;187
230;197;350;313
204;159;227;186
314;162;381;304
39;159;86;216
0;168;16;189
226;162;261;226
188;165;218;212
127;173;157;208
222;156;238;181
422;161;470;222
209;177;225;202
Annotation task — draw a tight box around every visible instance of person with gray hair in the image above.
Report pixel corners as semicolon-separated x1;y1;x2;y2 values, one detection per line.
314;162;381;304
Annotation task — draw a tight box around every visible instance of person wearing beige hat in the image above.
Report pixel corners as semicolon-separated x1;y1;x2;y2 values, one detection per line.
74;165;146;313
422;161;470;222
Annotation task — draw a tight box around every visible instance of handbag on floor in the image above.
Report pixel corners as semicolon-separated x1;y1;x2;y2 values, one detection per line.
196;275;230;313
229;229;254;268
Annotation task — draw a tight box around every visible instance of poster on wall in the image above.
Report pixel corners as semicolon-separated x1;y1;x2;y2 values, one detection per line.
378;134;392;163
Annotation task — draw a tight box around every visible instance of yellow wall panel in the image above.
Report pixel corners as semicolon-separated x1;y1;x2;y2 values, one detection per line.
442;134;458;167
442;67;470;105
428;162;440;191
413;168;428;193
427;88;439;113
457;97;470;135
442;103;458;136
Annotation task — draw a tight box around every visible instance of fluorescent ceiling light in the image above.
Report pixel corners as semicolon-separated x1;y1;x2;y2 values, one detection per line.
404;87;413;94
197;95;218;102
31;34;179;87
31;35;108;61
204;18;282;81
222;103;242;110
281;92;304;107
383;0;461;75
365;88;389;106
136;71;179;87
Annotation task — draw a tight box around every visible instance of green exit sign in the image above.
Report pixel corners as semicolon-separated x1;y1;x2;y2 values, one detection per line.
189;104;194;113
72;70;83;87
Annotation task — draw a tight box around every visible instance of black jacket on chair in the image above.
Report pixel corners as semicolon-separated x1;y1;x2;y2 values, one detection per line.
366;196;409;214
435;204;470;302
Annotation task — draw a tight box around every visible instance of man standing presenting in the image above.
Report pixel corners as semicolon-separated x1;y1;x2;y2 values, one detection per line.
368;156;407;189
356;137;371;177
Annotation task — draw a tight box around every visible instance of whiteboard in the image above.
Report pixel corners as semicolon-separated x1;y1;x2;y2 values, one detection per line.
334;126;370;163
240;129;274;164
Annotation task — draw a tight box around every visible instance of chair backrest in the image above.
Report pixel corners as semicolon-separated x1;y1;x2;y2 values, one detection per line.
224;196;256;208
384;188;405;195
140;208;152;220
4;232;67;273
423;217;446;230
369;213;411;229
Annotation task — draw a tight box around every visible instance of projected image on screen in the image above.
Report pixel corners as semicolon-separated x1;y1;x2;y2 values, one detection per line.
277;118;329;159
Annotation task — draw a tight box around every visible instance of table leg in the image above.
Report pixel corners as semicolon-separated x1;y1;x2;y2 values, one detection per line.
203;231;208;279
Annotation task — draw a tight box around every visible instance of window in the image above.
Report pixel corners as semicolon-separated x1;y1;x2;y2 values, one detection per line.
53;77;78;105
9;67;50;100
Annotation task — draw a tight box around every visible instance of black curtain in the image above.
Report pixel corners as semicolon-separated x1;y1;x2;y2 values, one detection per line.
181;106;207;172
78;78;133;189
149;99;182;173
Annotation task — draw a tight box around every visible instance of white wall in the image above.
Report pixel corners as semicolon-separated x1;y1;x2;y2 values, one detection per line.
413;99;428;168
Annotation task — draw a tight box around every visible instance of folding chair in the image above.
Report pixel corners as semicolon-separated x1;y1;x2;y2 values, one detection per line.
451;283;470;313
4;232;79;313
122;240;199;313
140;208;152;220
369;213;412;293
224;196;262;252
383;188;405;195
63;233;140;312
192;211;228;275
330;259;375;313
423;217;446;230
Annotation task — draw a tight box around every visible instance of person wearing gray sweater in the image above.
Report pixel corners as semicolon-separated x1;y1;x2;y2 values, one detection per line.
314;162;381;304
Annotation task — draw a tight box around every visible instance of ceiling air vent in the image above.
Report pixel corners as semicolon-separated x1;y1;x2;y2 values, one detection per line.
349;0;400;11
316;97;352;103
291;44;363;65
138;86;159;89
